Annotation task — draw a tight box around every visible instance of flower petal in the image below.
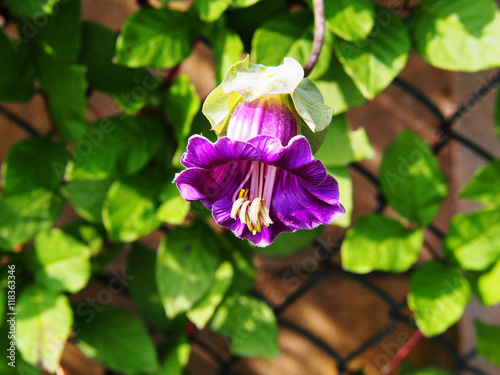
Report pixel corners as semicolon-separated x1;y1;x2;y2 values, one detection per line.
249;135;328;185
181;135;259;168
272;172;345;230
175;162;249;209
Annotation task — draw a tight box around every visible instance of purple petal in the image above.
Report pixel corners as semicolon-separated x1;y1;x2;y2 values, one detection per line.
271;172;344;230
175;133;344;247
181;135;259;168
175;162;250;209
249;135;328;185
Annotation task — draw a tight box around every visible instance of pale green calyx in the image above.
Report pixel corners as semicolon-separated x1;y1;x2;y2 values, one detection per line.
202;56;333;136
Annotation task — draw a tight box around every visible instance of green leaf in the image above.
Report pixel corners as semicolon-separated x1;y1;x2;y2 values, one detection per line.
379;130;448;227
74;305;158;372
211;294;279;358
327;166;353;228
3;0;59;17
226;0;287;50
315;113;374;167
341;214;423;273
115;8;197;69
0;30;35;102
475;320;500;366
60;221;124;274
256;227;322;257
66;115;164;180
159;332;191;375
62;179;113;223
79;21;161;114
61;220;105;256
232;0;261;7
156;224;221;318
291;77;334;133
39;62;87;141
103;169;165;242
29;0;82;63
408;261;471;337
470;259;500;306
188;261;233;328
165;74;201;165
220;233;256;295
409;0;500;72
157;183;190;225
17;287;72;372
251;10;332;79
311;54;366;114
335;9;410;99
0;191;64;248
444;206;500;271
324;0;375;42
460;159;500;206
402;367;454;375
128;242;169;330
196;0;230;22
1;138;67;196
33;229;91;293
210;24;245;84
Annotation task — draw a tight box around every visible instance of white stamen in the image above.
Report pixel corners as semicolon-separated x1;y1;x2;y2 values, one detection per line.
232;162;255;202
239;200;251;224
259;203;274;227
230;197;246;219
249;198;261;224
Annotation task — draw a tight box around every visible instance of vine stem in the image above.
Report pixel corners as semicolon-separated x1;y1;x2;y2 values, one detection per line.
381;330;424;375
303;0;325;77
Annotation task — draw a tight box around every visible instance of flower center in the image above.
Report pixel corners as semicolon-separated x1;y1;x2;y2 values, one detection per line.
230;161;276;235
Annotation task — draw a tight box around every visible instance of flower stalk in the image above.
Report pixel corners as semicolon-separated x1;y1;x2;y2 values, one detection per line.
304;0;325;77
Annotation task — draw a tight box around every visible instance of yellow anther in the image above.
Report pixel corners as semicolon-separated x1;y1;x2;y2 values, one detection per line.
238;188;249;199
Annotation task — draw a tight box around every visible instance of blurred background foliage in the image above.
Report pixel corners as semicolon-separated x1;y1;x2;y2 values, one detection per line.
0;0;500;374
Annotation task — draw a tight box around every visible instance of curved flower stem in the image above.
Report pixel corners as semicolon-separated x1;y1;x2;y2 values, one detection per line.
381;330;424;375
303;0;325;77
